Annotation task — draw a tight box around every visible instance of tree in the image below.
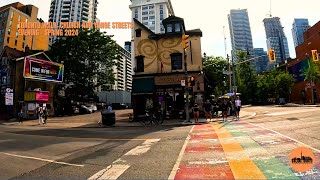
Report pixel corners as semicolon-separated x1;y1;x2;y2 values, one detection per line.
47;29;120;102
203;56;229;98
235;51;257;104
301;59;320;104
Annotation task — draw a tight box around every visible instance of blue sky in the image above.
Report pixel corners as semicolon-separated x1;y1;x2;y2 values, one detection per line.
2;0;319;59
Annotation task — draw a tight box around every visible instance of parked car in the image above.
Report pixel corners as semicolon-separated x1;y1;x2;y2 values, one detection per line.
91;104;97;112
80;105;93;114
112;103;129;110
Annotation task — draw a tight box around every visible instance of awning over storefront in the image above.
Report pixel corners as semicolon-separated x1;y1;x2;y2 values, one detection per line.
132;77;155;95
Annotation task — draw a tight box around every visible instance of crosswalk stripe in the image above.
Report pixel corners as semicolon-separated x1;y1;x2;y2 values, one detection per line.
211;124;266;179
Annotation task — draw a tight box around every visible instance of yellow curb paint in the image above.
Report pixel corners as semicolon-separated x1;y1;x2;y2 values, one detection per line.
211;124;266;180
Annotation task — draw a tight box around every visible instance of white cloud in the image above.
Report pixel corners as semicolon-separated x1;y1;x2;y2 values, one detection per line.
2;0;319;59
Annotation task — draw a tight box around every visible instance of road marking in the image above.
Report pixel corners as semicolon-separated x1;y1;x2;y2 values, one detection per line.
168;125;194;180
211;124;266;179
245;122;320;153
89;138;161;180
88;163;130;180
265;109;318;116
242;112;257;119
0;132;157;141
125;139;160;156
0;152;84;167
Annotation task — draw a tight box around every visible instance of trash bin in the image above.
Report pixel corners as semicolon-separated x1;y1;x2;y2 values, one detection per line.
101;111;115;126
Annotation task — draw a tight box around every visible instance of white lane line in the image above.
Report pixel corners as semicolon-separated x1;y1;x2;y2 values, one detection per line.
88;162;130;180
168;125;195;180
0;152;84;167
242;112;257;119
89;138;161;180
245;122;320;153
125;139;161;156
265;109;318;116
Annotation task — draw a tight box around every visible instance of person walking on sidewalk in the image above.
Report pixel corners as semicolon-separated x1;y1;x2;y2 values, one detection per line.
43;106;49;124
193;103;200;124
204;100;212;121
37;106;44;125
221;99;228;122
235;96;241;121
18;108;24;123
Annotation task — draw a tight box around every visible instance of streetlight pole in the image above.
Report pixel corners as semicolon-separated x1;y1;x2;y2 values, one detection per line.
227;54;232;92
184;48;190;122
306;54;314;104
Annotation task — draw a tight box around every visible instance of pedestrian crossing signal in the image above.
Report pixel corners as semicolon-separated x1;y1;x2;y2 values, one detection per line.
311;50;319;62
268;49;276;62
182;34;189;49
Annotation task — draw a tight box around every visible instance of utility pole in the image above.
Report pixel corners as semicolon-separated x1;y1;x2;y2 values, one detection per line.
182;34;190;122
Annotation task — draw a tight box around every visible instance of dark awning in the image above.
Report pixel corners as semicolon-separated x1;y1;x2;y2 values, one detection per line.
132;77;155;94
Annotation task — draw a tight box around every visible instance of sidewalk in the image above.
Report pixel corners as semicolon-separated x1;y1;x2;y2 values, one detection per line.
276;103;320;107
0;110;255;128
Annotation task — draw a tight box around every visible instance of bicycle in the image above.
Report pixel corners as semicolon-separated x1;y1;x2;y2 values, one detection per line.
140;110;164;126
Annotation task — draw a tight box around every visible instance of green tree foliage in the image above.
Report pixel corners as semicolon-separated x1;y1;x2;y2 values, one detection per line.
302;60;320;83
235;51;257;104
203;56;229;98
47;29;120;101
256;69;295;104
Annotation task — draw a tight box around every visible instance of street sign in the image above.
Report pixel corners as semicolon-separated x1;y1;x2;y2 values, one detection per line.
6;88;13;93
5;92;13;105
181;80;186;87
223;71;232;75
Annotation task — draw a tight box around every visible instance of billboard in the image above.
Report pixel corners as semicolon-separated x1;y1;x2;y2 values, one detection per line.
23;57;64;82
24;91;49;102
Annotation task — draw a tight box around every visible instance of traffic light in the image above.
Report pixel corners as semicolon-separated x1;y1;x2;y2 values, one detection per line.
311;50;319;62
268;49;276;62
182;34;189;49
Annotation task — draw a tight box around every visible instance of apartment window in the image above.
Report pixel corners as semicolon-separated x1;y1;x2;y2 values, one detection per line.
171;53;182;70
23;35;26;41
17;23;20;29
167;24;172;33
149;11;154;14
150;26;155;30
8;28;11;35
142;11;148;15
14;40;17;46
134;13;138;18
161;27;165;32
0;37;2;43
136;56;144;72
160;10;164;14
7;37;9;43
142;6;148;10
26;18;28;22
18;15;21;21
135;29;141;37
0;29;3;35
149;5;154;9
22;42;25;49
9;20;12;27
175;23;181;32
142;17;148;20
149;16;155;20
160;5;163;9
160;15;164;20
151;21;155;25
11;11;14;19
4;12;8;17
15;32;18;38
143;22;148;26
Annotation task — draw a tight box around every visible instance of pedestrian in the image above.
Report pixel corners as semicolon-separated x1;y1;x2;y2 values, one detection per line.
220;99;228;122
43;106;49;124
235;96;241;121
18;108;24;123
193;103;200;124
37;106;44;125
204;100;212;121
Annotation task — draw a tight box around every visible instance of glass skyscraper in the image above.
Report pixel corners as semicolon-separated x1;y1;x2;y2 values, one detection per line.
292;19;310;47
228;9;254;63
263;17;290;67
254;48;268;74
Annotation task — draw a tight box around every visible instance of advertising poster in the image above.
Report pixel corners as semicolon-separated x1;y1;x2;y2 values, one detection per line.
5;92;13;105
23;57;64;82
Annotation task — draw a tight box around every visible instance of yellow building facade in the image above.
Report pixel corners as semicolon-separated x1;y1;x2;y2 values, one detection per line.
132;16;204;119
0;2;48;52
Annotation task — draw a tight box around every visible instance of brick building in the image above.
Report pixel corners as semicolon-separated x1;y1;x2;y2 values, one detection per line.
287;21;320;104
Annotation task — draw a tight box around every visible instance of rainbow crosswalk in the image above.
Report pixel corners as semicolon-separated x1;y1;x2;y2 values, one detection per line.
173;121;320;179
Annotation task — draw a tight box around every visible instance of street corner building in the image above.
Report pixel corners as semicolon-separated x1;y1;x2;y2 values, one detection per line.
0;46;64;120
131;15;204;119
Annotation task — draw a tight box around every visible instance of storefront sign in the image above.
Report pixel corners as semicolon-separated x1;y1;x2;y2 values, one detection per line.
24;91;49;102
155;74;202;86
5;92;13;105
24;57;64;82
36;92;49;101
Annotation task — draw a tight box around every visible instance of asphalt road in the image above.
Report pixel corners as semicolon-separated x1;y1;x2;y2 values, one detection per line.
0;105;319;179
